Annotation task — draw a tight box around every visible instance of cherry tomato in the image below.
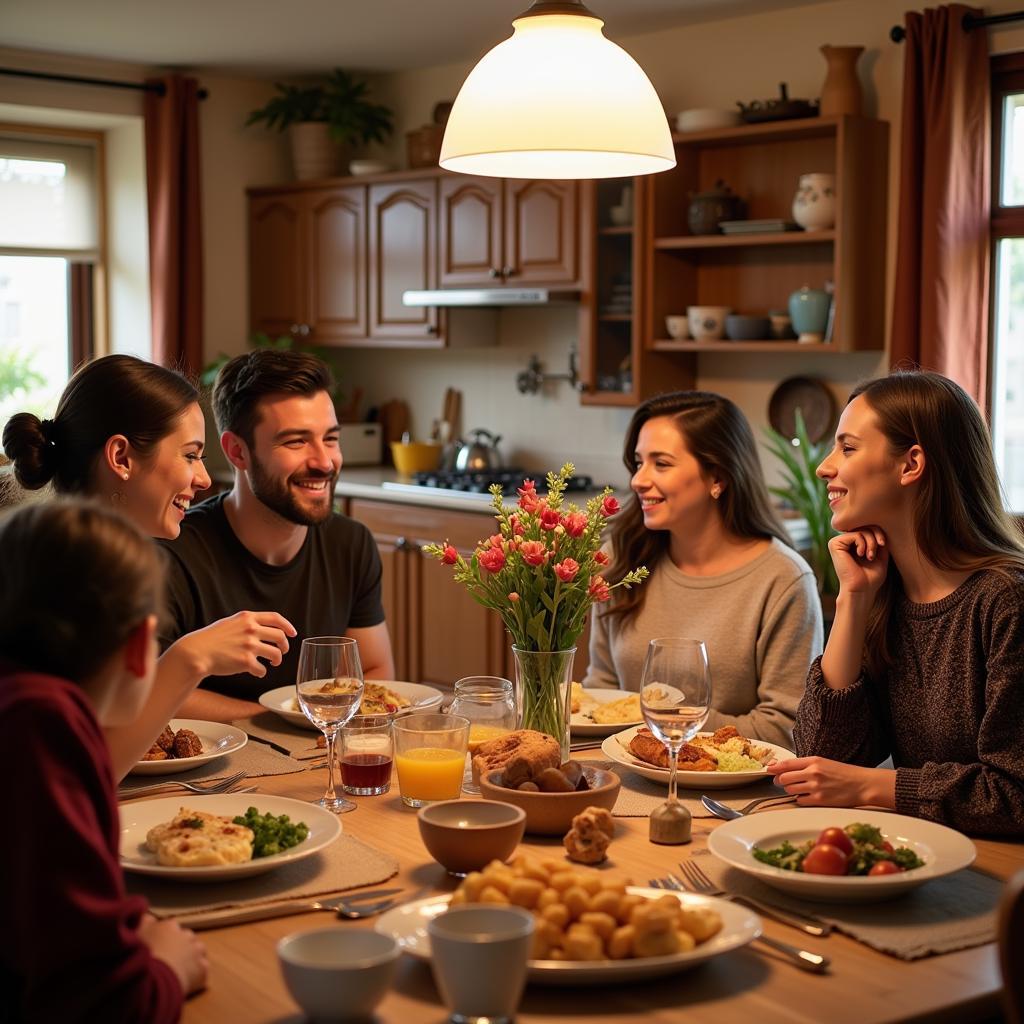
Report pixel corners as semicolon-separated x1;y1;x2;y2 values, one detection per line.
815;827;853;857
868;860;902;876
880;840;894;853
801;843;849;875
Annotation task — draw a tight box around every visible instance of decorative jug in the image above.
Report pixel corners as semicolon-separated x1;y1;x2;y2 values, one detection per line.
792;173;836;232
788;286;831;343
820;45;865;117
687;179;745;235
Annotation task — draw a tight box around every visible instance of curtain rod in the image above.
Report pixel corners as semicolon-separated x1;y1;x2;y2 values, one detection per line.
0;66;209;99
891;8;1024;42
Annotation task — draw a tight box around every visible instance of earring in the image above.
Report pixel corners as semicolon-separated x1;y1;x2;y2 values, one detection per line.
122;472;129;481
711;485;721;499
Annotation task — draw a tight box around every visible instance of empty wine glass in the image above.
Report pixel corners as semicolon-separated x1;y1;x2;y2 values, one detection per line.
296;636;365;813
640;637;711;842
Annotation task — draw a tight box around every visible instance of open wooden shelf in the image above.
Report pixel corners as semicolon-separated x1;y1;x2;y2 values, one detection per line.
655;230;835;250
651;339;860;353
599;225;634;236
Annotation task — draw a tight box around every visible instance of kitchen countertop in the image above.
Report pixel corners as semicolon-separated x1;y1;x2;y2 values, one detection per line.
333;466;811;548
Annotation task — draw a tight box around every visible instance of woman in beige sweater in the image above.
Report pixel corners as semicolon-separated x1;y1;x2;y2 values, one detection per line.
584;391;822;747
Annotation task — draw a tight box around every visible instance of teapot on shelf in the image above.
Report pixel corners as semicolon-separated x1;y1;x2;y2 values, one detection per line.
687;179;745;236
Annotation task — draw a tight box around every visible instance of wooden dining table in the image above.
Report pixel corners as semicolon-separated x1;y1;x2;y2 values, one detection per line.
158;759;1020;1024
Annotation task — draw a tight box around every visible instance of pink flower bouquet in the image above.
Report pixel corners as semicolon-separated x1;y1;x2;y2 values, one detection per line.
424;463;647;749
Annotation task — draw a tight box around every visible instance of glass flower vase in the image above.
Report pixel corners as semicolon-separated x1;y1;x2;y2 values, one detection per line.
511;645;577;762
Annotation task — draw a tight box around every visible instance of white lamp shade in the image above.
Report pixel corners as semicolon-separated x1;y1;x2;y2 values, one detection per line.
440;12;676;179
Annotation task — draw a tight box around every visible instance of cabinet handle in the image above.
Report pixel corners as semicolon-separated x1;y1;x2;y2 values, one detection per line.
395;536;409;550
502;266;516;279
489;267;502;279
426;324;439;335
299;323;311;337
290;323;300;335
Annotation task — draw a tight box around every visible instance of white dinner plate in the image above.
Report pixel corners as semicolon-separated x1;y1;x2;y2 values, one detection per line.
119;793;341;882
259;680;444;731
570;688;643;737
600;725;793;790
129;719;248;776
374;887;760;985
708;807;977;902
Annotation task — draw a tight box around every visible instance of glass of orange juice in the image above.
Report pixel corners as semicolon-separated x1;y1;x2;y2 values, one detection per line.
451;677;517;794
393;713;471;808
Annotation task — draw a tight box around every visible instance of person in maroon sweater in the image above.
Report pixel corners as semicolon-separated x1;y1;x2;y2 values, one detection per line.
0;501;207;1021
768;371;1024;836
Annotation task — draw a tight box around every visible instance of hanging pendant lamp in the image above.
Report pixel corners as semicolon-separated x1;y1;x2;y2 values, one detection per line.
439;0;676;179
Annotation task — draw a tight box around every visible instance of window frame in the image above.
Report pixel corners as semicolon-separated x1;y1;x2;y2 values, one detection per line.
0;122;108;363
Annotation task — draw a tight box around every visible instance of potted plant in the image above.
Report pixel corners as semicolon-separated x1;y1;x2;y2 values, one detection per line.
763;410;839;616
246;68;393;181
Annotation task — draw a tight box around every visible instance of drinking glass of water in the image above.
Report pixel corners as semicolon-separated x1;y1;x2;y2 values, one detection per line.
296;636;365;813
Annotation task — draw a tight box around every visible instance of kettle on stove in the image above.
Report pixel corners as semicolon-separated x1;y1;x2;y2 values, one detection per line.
453;428;504;472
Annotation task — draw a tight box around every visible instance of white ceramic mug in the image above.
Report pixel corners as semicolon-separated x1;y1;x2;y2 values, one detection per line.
428;906;534;1023
687;305;731;341
665;314;689;340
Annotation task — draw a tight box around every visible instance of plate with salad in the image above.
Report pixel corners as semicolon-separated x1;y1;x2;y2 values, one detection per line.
707;808;976;901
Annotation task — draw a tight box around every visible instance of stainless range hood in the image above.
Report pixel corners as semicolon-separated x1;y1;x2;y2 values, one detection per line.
403;287;579;307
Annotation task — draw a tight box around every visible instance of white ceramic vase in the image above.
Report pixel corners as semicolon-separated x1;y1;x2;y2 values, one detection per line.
792;173;836;232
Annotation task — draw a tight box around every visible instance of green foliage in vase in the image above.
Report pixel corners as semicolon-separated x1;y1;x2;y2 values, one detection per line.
763;410;839;597
246;69;393;146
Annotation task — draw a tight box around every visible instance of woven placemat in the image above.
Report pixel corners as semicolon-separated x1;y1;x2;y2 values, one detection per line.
127;829;400;920
601;761;789;818
690;849;1000;959
234;712;323;759
119;741;308;796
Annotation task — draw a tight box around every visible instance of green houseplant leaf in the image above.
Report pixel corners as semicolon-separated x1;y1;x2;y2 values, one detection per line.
763;409;839;597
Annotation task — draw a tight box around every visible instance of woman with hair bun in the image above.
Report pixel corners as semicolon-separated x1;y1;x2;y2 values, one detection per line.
2;355;295;777
770;371;1024;836
585;390;822;747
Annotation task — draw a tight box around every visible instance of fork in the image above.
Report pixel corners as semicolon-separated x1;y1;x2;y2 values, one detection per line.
181;889;406;930
118;770;248;801
650;875;829;973
701;793;798;820
676;860;830;937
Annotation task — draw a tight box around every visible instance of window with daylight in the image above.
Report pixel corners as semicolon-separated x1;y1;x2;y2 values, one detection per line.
0;131;103;430
991;55;1024;513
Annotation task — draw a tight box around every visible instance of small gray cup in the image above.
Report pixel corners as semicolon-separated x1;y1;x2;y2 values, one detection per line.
428;906;535;1023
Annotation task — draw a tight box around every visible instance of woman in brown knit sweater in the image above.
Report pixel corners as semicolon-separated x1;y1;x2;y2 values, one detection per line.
768;371;1024;837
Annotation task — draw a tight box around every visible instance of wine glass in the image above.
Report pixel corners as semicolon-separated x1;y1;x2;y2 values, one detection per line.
640;637;711;840
296;636;365;813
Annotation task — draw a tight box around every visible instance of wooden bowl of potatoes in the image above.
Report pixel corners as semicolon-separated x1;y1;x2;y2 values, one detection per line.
479;764;620;836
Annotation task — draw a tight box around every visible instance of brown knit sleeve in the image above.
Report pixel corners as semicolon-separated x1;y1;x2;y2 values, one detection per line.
792;656;892;766
894;577;1024;836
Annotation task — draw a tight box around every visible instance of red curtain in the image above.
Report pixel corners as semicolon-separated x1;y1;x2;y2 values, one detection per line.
890;4;991;408
144;74;203;374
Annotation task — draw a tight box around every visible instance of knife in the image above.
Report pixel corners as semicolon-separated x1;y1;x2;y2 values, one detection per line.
174;888;405;930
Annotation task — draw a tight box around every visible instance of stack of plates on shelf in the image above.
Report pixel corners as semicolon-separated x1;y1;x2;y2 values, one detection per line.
601;281;633;315
719;219;798;234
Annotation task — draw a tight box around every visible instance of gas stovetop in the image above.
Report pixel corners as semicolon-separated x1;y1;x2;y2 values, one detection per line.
380;467;594;501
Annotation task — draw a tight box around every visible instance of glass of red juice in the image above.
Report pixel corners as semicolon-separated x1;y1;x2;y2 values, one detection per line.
339;714;394;795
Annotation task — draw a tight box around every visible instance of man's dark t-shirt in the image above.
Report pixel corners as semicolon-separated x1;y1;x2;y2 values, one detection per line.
158;492;386;702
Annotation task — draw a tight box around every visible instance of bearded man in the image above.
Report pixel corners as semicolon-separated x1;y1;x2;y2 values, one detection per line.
160;350;393;721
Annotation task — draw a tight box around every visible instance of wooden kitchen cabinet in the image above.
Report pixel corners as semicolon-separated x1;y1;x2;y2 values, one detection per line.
249;187;367;342
368;179;441;344
349;498;591;689
438;176;580;287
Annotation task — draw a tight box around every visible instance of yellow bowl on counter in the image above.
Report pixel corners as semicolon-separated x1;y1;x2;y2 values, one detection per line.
390;441;442;476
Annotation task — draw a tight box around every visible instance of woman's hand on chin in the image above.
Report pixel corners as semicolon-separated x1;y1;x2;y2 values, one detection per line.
172;611;297;680
829;527;890;598
767;756;896;809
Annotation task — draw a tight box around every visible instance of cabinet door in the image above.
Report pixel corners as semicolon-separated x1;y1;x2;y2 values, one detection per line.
504;179;579;285
249;194;306;337
306;187;367;341
438;176;504;286
368;180;440;341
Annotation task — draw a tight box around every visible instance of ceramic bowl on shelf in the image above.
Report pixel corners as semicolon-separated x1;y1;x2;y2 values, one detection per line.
608;204;631;226
665;315;689;340
725;314;771;341
349;159;393;176
478;766;620;836
675;109;741;132
686;306;731;342
417;799;526;875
